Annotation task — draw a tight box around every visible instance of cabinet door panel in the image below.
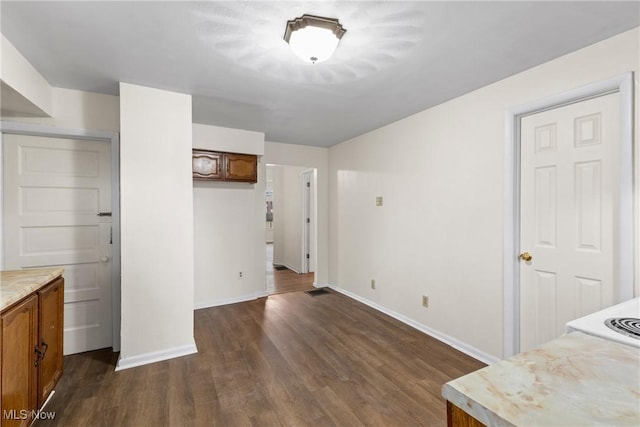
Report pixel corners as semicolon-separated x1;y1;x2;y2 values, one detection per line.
225;153;257;182
37;278;64;408
1;295;38;427
193;150;223;180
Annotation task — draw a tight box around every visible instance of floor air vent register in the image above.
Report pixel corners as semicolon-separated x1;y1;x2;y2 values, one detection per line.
305;288;330;297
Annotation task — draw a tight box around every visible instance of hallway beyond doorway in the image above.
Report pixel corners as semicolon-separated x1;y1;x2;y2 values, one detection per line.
266;243;314;294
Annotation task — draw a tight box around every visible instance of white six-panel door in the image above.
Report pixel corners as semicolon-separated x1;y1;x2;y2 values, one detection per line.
3;134;112;355
519;93;619;352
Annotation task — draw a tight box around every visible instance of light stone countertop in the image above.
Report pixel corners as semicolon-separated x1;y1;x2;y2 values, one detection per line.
442;332;640;427
1;268;64;311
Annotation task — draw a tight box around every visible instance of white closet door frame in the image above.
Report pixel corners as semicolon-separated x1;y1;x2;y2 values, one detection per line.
503;72;634;358
0;121;122;352
300;170;313;274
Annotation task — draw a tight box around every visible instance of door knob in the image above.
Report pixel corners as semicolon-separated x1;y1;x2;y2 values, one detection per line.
100;256;110;263
519;252;532;262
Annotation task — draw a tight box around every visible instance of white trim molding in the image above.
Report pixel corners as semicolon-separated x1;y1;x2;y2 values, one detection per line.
115;341;198;371
272;262;302;275
282;263;302;274
0;121;116;140
313;282;331;288
503;72;635;358
329;284;500;365
194;291;269;310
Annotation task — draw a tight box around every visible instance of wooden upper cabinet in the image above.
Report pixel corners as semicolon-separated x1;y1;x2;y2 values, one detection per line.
37;277;64;408
193;150;224;180
225;153;257;182
192;149;257;183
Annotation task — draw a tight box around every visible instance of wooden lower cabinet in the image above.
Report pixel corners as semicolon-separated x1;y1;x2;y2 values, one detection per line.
1;277;64;427
447;401;486;427
37;278;64;408
1;295;38;427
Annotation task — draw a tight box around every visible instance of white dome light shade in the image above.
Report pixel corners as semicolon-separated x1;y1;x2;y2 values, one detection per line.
284;15;346;64
288;26;339;63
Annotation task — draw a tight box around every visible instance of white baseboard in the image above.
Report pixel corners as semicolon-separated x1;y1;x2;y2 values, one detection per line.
272;258;302;274
276;262;301;274
329;284;500;365
115;341;198;371
194;291;269;310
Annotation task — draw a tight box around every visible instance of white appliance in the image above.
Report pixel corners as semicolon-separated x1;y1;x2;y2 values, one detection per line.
566;297;640;348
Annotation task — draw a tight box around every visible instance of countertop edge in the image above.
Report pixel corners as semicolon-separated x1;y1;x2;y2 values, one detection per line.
1;268;65;311
441;332;640;427
442;382;515;427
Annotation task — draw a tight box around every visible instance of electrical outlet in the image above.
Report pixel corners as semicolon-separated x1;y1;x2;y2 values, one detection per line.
239;271;244;279
371;279;376;290
422;295;429;307
376;196;384;207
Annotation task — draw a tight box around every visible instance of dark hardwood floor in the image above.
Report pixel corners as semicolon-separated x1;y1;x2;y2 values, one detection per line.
266;243;315;295
35;289;485;427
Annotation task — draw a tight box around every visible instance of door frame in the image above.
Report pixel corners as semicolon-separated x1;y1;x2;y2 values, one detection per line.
300;170;314;274
503;72;634;358
0;120;121;352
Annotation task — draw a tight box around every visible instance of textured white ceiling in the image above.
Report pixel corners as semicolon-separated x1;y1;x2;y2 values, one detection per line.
1;1;638;146
193;2;424;84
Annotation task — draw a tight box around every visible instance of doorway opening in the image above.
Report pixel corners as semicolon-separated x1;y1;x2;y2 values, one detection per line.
265;164;317;295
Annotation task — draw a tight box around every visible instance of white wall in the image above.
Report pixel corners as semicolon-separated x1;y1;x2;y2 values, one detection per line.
193;124;267;308
0;33;118;131
1;87;119;132
0;34;53;116
118;82;196;369
271;165;284;259
194;137;329;308
328;28;640;362
264;141;329;284
193;123;264;155
49;88;119;131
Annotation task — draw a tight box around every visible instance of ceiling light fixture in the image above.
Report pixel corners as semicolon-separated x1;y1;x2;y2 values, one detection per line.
284;14;346;64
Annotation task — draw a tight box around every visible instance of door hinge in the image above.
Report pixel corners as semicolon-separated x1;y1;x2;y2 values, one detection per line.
306;218;310;223
306;182;310;187
306;254;310;259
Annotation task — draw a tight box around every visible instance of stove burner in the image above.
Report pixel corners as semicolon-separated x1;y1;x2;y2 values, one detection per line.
604;317;640;340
